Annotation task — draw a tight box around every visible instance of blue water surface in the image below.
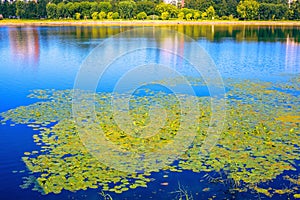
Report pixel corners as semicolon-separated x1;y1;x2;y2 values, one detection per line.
0;25;299;200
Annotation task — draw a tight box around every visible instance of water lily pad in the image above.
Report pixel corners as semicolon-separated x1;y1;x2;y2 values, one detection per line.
1;75;299;196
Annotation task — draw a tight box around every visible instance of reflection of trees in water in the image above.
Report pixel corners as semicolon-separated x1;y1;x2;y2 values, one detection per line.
9;27;40;68
25;25;298;74
73;26;133;39
40;25;299;44
172;25;300;43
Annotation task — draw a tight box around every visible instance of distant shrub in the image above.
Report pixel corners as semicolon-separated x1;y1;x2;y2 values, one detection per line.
75;12;81;20
112;12;119;20
193;11;200;20
178;12;184;20
107;12;113;20
229;14;234;20
201;12;207;19
161;11;169;20
214;15;220;20
221;16;229;20
137;12;147;20
186;13;192;20
92;12;98;20
98;11;106;20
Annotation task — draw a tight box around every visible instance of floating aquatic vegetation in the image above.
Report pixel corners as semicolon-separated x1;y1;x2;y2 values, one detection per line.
0;76;299;198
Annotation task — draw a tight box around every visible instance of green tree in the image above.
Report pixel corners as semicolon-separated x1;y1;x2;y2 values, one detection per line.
201;11;208;19
9;2;17;18
37;0;48;18
107;11;113;19
289;0;300;20
98;11;106;20
206;5;216;19
92;11;98;20
57;2;67;18
259;3;273;19
155;3;178;18
118;1;136;19
16;1;26;18
99;2;112;13
46;3;57;19
184;0;214;12
214;0;228;17
178;11;184;19
237;0;260;20
137;1;156;15
68;2;80;18
186;12;193;20
52;0;62;4
27;1;38;18
80;1;91;19
0;1;16;18
227;0;239;17
65;2;73;18
180;8;194;17
194;11;201;19
258;3;287;20
0;3;5;17
90;2;99;14
161;11;169;20
112;12;119;19
75;12;81;20
137;11;147;19
275;4;288;20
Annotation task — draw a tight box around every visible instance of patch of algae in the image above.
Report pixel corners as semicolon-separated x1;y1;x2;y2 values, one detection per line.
0;76;299;197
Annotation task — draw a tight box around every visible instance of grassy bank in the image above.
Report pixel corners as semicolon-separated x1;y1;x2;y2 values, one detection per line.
0;19;300;26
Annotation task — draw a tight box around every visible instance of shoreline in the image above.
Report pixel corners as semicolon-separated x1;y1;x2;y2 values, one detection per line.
1;19;300;26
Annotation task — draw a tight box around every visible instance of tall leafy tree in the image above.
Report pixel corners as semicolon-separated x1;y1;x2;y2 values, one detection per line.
16;0;26;18
52;0;63;4
68;2;81;18
0;2;9;18
214;0;227;16
289;0;300;20
136;1;156;15
37;0;48;18
99;2;112;13
259;3;288;20
65;2;74;18
118;1;136;19
206;5;216;19
57;2;67;18
213;0;238;17
259;3;275;19
9;2;17;18
184;0;214;12
79;1;91;18
90;2;99;13
227;0;239;17
275;3;288;19
46;3;57;19
237;0;260;20
155;2;178;18
26;1;38;18
180;7;194;16
0;0;298;21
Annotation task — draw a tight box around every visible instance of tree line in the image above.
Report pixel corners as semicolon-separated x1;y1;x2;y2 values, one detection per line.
0;0;299;20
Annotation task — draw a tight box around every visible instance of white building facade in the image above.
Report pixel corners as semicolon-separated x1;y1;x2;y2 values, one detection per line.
164;0;185;7
1;0;37;3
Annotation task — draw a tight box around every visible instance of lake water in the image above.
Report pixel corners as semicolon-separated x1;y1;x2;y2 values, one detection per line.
0;25;299;200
